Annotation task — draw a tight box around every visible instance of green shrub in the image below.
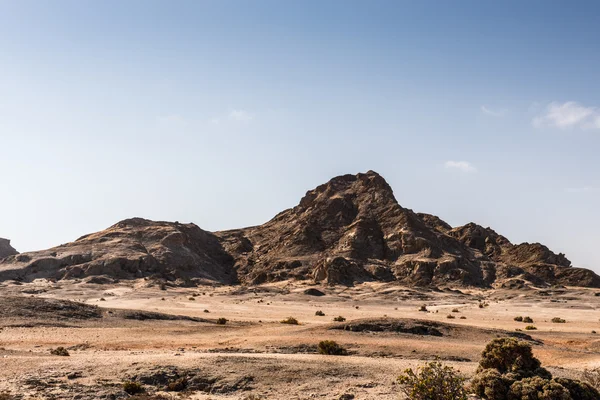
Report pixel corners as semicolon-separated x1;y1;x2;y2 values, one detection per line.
523;316;534;323
123;381;144;395
315;310;325;316
216;317;228;325
476;338;548;378
470;369;511;400
554;377;600;400
471;338;599;400
397;361;468;400
50;347;70;356
281;317;299;325
514;316;523;322
551;317;566;323
333;316;346;322
508;376;570;400
317;340;348;356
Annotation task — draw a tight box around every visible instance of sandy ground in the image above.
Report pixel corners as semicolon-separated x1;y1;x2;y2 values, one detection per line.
1;279;600;399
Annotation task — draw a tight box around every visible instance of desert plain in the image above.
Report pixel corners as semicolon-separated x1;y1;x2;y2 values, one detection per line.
1;279;599;399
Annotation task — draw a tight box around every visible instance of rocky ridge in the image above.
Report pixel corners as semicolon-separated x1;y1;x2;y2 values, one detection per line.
0;238;18;259
0;171;597;288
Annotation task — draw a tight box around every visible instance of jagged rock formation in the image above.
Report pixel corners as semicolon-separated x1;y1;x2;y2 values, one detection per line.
0;238;18;259
0;171;598;288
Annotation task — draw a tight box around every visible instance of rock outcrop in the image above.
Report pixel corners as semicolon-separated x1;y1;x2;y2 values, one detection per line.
0;238;18;259
0;171;597;288
0;219;236;284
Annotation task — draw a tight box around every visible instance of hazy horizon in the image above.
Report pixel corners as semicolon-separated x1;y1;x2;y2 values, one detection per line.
1;1;599;272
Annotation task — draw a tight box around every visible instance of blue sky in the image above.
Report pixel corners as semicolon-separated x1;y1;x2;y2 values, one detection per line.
1;1;599;271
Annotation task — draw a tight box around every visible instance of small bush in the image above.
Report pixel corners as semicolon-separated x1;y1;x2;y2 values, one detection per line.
525;325;537;330
315;310;325;316
514;316;524;322
123;381;144;395
281;317;299;325
397;361;468;400
50;347;70;356
452;308;460;313
476;337;547;377
188;297;195;301
551;317;566;323
419;305;428;312
447;314;456;319
333;316;346;322
216;318;228;325
204;309;210;313
508;376;570;399
0;392;14;400
317;340;348;356
523;316;534;323
460;316;466;319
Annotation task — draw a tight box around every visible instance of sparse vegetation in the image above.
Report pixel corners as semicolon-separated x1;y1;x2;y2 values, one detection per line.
281;316;299;325
333;316;346;322
419;305;428;312
50;347;70;356
514;316;524;322
317;340;348;356
216;317;228;325
523;316;534;323
460;316;466;319
470;337;599;400
551;317;566;323
452;308;460;313
525;325;537;330
123;381;144;395
188;297;195;301
447;314;456;319
204;309;210;313
315;310;325;316
397;360;468;400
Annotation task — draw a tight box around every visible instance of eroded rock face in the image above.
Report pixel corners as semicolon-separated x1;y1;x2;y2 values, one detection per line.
0;171;597;288
0;238;18;259
0;218;236;284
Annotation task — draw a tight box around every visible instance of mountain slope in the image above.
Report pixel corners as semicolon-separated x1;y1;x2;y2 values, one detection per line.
0;218;236;284
1;171;597;288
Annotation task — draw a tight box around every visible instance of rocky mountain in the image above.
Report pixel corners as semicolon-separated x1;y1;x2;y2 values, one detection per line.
0;219;236;284
0;238;18;260
1;171;598;288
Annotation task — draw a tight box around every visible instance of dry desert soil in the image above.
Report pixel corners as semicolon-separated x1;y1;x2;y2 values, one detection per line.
1;279;600;399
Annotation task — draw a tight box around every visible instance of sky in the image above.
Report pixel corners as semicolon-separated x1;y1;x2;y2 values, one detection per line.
1;1;599;271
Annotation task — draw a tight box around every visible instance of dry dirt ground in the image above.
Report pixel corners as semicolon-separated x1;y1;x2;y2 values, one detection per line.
1;279;600;399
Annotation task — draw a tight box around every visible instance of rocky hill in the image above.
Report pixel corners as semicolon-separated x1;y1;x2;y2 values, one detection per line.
1;171;598;288
0;238;18;260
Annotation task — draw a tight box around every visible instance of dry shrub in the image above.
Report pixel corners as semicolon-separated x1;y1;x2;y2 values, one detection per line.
397;360;468;400
317;340;348;356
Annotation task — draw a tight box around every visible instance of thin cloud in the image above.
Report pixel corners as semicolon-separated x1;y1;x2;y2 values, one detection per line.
480;105;505;117
229;109;254;122
444;161;477;173
533;101;600;130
